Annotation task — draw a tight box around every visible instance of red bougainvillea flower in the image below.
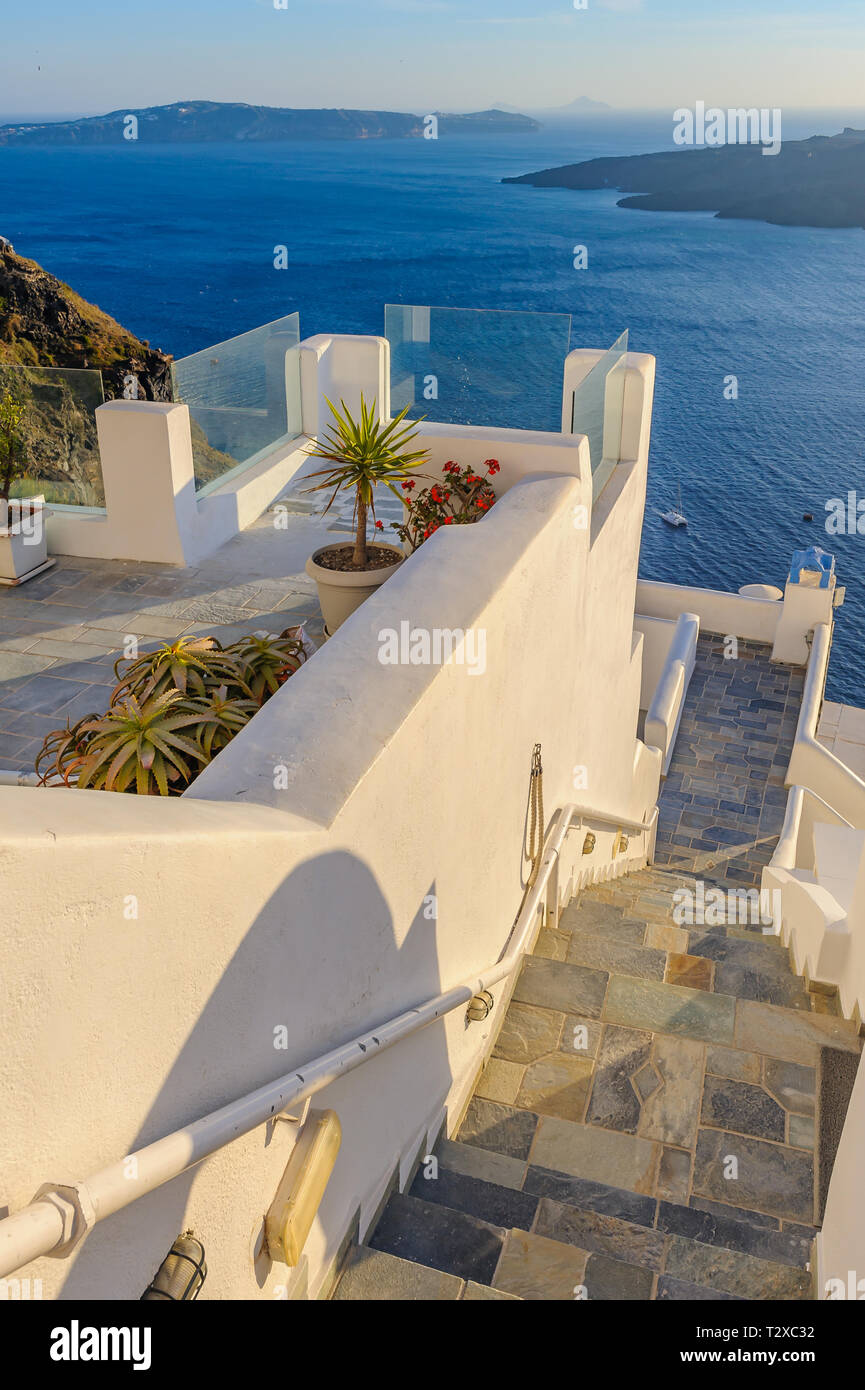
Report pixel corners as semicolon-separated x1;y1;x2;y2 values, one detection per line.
375;519;384;530
485;459;501;475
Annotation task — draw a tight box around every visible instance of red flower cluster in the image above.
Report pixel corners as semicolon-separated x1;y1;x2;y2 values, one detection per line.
395;458;500;552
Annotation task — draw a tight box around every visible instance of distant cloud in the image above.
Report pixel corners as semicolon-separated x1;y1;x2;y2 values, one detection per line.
597;0;645;10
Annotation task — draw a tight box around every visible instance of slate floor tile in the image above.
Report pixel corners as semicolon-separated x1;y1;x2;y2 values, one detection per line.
534;1197;666;1270
734;1000;859;1065
657;1201;814;1268
434;1138;526;1191
522;1167;657;1227
493;1002;564;1064
530;1116;660;1195
459;1098;539;1161
493;1228;588;1300
657;1275;744;1301
763;1059;816;1116
409;1167;538;1231
515;1052;594;1122
369;1192;504;1285
666;953;713;991
583;1252;654;1300
566;934;666;980
663;1235;812;1299
604;975;736;1045
692;1128;815;1224
701;1075;786;1142
657;1146;692;1203
513;956;608;1018
585;1024;653;1132
639;1035;705;1147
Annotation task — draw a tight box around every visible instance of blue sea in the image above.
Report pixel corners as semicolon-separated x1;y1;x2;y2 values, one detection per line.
1;110;864;701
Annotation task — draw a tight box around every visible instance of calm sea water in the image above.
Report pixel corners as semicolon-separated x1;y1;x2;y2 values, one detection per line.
1;111;864;700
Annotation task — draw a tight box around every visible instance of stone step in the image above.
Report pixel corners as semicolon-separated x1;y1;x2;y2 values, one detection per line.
332;1244;521;1300
368;1191;506;1286
382;1142;815;1299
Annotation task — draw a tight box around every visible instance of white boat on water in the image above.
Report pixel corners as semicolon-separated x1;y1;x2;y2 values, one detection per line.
661;485;688;527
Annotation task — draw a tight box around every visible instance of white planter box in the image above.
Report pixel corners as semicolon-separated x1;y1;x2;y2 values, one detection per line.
0;497;52;585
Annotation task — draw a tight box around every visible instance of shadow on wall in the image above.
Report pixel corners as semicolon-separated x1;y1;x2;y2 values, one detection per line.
58;850;453;1300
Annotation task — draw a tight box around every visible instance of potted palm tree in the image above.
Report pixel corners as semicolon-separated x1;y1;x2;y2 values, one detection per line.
0;388;49;585
303;395;428;635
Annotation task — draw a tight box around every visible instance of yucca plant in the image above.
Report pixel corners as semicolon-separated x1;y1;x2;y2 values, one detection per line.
304;395;429;566
72;690;216;795
113;635;249;703
226;629;307;705
35;712;100;787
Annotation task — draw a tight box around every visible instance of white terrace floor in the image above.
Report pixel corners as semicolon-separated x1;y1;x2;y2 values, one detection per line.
0;497;343;775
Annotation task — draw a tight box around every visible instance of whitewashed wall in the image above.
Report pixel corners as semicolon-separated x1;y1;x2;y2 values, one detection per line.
0;351;660;1301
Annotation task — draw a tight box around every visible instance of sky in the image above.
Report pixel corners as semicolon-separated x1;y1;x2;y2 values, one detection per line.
1;0;864;118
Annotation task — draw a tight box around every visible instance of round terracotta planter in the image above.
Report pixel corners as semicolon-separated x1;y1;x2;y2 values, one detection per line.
305;543;404;637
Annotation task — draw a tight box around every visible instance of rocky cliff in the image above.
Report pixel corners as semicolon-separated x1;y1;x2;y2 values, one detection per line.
0;241;172;400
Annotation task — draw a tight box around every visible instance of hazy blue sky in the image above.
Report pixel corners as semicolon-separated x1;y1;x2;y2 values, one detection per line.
2;0;864;117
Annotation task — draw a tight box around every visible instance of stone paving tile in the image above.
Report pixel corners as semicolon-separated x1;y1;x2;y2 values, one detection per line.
459;1098;539;1161
435;1137;526;1192
788;1114;816;1150
762;1059;816;1116
493;1228;588;1300
476;1058;525;1106
657;1146;692;1203
700;1076;786;1142
333;1245;463;1301
657;1200;813;1267
583;1252;655;1300
565;933;666;980
529;1116;660;1195
663;1235;812;1299
706;1045;763;1085
657;1275;744;1301
585;1023;653;1132
493;1001;564;1064
369;1192;504;1285
639;1036;704;1147
559;1013;603;1060
692;1128;815;1224
666;952;713;991
462;1281;520;1300
521;1166;657;1226
604;976;736;1045
515;1053;594;1123
734;1000;859;1064
410;1167;538;1232
513;956;608;1018
535;1197;666;1270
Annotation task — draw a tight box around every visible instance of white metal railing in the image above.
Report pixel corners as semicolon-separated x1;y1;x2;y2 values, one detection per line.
0;798;657;1281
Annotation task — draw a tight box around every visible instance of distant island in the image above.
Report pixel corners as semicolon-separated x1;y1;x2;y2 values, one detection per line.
0;101;540;146
504;127;865;230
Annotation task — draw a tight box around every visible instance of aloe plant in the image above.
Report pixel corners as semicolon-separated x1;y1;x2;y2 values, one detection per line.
196;685;258;759
227;630;306;704
73;691;216;795
35;712;100;787
113;635;248;703
304;395;428;566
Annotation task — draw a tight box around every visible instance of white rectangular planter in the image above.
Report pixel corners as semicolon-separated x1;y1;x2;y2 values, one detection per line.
0;498;52;585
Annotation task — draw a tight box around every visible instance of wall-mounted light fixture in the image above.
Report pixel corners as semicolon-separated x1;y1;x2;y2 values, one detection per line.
582;832;596;855
265;1110;341;1267
141;1231;206;1300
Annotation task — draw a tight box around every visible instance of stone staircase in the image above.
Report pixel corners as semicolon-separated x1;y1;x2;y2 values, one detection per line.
334;863;862;1301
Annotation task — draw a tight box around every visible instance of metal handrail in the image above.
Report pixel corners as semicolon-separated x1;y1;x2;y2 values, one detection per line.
0;797;657;1280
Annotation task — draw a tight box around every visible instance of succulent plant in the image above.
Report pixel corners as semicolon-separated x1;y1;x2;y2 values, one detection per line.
35;625;311;795
35;712;100;787
226;629;306;704
113;635;249;703
72;690;216;795
196;685;259;759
